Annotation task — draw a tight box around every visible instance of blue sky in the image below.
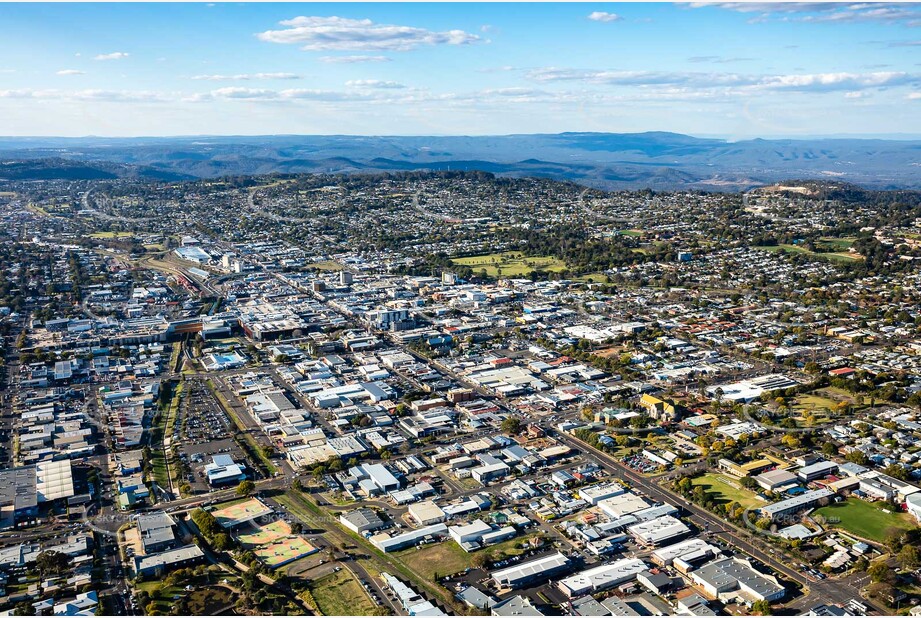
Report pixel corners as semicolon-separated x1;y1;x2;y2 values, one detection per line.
0;2;919;137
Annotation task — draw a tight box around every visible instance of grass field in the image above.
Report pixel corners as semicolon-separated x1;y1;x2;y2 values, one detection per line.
309;570;379;616
451;251;567;277
576;273;609;283
755;244;861;263
793;394;839;414
814;498;917;542
817;237;857;250
149;381;183;491
617;229;644;237
393;541;471;581
692;473;762;509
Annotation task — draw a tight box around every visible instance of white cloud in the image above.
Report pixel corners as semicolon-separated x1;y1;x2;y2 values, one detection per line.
588;11;623;22
345;79;406;89
56;69;85;76
318;55;391;64
908;92;921;99
0;88;164;102
256;16;480;52
688;56;754;64
191;73;301;81
94;52;130;61
844;91;867;98
690;2;921;26
526;67;920;93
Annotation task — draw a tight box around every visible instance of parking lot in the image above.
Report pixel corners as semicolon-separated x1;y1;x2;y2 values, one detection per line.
180;380;232;444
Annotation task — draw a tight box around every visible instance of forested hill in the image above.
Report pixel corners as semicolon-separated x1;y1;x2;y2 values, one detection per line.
0;132;918;191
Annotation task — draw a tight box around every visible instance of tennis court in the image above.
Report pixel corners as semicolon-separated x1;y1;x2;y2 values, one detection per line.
210;498;273;529
254;536;318;567
238;520;292;547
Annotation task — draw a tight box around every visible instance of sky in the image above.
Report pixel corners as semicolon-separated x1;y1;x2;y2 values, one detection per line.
0;2;920;138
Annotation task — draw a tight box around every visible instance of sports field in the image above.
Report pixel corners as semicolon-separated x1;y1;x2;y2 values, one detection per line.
451;251;567;277
211;497;273;529
814;498;917;543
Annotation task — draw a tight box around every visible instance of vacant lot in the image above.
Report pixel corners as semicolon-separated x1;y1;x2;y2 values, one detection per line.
309;569;379;616
393;541;471;581
814;498;917;542
692;473;762;509
308;260;345;271
451;252;567;277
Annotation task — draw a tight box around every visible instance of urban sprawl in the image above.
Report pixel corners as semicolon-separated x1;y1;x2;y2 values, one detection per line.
1;172;921;617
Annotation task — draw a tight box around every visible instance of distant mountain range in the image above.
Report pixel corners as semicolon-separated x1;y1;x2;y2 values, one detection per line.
0;132;918;191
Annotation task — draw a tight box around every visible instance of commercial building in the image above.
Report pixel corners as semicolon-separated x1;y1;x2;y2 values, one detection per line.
339;508;386;534
690;557;785;603
136;512;177;555
0;467;38;526
133;545;205;577
651;538;722;570
409;501;447;526
371;523;448;553
627;516;691;547
557;558;647;598
204;454;247;486
578;482;626;506
492;552;572;589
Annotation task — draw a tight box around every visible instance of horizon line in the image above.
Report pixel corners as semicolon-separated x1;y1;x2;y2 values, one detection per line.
1;131;921;143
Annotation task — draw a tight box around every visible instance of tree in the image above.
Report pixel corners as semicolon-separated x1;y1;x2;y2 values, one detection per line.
846;451;869;466
868;561;893;584
781;434;800;448
822;442;838;457
12;602;35;616
35;550;72;577
898;545;920;570
751;600;772;615
501;416;522;435
884;464;909;481
236;480;256;497
740;476;758;490
212;533;234;551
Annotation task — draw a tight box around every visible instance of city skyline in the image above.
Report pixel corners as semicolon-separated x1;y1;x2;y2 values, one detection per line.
1;2;920;138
